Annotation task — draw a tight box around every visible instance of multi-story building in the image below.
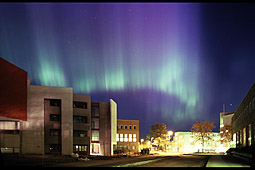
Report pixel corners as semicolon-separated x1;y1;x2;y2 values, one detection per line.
0;57;117;156
172;131;221;153
116;119;139;154
232;81;255;148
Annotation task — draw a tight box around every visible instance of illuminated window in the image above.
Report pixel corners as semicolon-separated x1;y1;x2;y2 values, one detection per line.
120;134;123;142
116;134;119;142
124;134;128;142
92;130;99;141
129;134;132;142
133;134;137;142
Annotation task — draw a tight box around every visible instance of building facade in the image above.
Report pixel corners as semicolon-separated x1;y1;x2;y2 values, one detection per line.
232;81;255;148
0;57;117;156
116;119;139;154
172;132;221;153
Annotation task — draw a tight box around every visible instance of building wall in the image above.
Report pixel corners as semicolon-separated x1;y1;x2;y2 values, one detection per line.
73;94;91;155
22;84;73;155
232;81;255;148
110;99;117;155
0;57;27;121
117;119;139;154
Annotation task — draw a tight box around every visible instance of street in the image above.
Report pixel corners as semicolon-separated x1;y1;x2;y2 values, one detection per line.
53;153;250;167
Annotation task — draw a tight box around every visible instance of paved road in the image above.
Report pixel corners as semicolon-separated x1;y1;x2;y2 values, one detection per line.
206;155;250;167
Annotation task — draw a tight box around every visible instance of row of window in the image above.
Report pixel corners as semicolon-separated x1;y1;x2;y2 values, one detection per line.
117;125;137;130
49;129;88;137
49;100;88;109
116;133;137;142
50;114;88;123
73;145;88;152
233;123;253;147
118;145;137;150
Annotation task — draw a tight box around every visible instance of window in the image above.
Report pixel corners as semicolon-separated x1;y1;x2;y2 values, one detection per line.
92;130;99;141
50;129;60;136
73;130;87;137
73;101;87;109
243;127;246;147
49;144;61;153
91;143;100;155
73;116;87;123
50;99;61;107
125;125;128;129
120;125;123;129
133;134;137;142
129;134;132;142
73;145;87;152
50;114;60;121
91;105;99;117
248;124;252;146
120;134;123;142
116;134;119;142
91;118;99;129
124;134;128;142
133;125;136;130
129;125;132;129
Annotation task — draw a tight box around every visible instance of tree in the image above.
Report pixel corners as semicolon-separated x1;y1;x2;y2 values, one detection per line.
190;120;216;152
148;122;168;150
220;124;232;147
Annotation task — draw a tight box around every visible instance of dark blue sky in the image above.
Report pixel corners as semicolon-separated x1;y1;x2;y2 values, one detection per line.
0;3;254;138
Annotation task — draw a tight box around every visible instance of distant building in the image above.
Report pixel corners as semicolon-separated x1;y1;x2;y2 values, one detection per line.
116;119;139;154
0;57;117;156
232;81;255;148
173;132;221;153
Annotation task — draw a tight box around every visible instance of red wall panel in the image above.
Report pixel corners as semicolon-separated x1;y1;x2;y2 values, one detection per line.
0;57;27;121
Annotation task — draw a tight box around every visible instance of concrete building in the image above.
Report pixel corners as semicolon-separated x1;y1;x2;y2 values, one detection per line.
116;119;139;154
173;132;221;153
232;81;255;148
0;57;117;156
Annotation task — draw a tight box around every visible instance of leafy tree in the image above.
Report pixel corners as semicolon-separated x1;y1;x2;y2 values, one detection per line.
190;120;216;152
220;124;232;147
148;122;168;150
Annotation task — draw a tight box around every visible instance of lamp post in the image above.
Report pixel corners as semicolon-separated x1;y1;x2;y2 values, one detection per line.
168;131;173;152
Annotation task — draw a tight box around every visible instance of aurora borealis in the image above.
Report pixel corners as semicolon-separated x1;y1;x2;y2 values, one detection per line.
1;3;255;138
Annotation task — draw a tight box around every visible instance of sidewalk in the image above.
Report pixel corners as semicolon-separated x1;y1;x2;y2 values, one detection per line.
206;155;250;167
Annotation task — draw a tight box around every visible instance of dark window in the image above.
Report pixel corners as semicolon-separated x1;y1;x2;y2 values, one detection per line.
1;130;19;134
91;105;99;117
129;125;132;129
50;114;60;121
134;125;136;130
73;116;87;123
49;144;61;153
73;130;87;137
50;129;60;136
73;101;87;109
50;99;61;107
121;125;123;129
125;125;128;129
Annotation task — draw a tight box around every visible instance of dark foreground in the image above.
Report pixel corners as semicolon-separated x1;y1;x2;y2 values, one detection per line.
1;153;250;167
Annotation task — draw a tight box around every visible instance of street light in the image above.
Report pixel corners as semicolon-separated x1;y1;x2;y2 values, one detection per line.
168;130;173;140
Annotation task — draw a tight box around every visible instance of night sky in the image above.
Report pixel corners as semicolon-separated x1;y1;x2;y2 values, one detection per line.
1;3;255;139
